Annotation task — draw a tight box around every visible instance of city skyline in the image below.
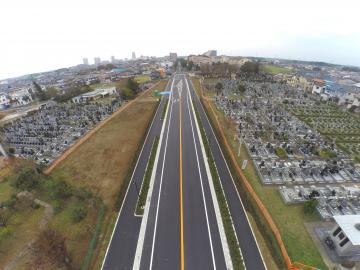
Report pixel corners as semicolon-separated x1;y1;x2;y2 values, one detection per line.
1;0;360;79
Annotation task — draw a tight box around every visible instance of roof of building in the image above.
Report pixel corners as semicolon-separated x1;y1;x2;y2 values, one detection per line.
354;83;360;88
334;215;360;245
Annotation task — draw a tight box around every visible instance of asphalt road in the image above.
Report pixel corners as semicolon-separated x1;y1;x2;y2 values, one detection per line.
102;74;267;270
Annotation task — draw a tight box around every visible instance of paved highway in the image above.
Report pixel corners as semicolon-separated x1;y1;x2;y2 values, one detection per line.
102;74;267;270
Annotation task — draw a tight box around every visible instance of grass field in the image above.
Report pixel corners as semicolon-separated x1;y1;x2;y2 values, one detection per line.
135;75;151;84
0;80;168;269
51;80;167;268
261;64;291;75
191;78;328;270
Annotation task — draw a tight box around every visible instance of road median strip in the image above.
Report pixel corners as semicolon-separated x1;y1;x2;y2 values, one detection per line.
135;136;160;216
193;102;244;270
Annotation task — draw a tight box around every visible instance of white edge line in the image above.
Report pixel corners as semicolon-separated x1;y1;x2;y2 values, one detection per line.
133;76;175;270
133;130;158;217
190;77;268;270
185;79;217;270
186;77;234;270
100;78;171;270
148;78;175;269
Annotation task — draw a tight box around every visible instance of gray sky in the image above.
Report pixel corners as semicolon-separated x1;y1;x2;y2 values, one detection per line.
1;0;360;79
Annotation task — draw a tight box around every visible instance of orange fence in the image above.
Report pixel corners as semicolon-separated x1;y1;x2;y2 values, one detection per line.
43;81;161;176
198;78;316;270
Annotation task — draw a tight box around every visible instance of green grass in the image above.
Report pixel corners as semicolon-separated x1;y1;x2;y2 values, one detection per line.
81;204;106;270
194;103;244;270
135;136;159;215
134;75;151;84
261;65;290;75
160;98;169;120
275;147;288;159
0;180;14;202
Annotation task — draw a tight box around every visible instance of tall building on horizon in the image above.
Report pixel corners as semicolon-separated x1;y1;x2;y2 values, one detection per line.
83;58;89;65
94;57;101;65
169;52;177;62
132;52;136;60
203;50;217;57
111;56;115;63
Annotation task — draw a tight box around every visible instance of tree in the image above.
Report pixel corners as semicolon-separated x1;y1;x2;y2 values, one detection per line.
241;61;260;74
120;87;135;100
45;178;72;199
187;61;194;71
12;167;41;191
32;81;47;101
8;147;15;156
127;77;140;93
304;198;319;214
215;82;223;95
237;84;246;95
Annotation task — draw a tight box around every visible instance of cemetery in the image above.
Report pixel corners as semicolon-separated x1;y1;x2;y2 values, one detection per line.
279;185;360;220
1;97;122;165
213;78;360;187
284;103;360;162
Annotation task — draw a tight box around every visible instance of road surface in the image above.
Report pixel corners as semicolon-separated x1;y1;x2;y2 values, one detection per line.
102;74;266;270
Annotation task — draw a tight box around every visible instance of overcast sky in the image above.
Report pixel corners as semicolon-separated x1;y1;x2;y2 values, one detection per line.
1;0;360;80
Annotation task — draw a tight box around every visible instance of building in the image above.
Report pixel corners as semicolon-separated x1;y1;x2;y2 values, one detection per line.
312;78;326;94
72;87;117;103
111;56;115;64
203;50;217;57
83;58;89;65
94;57;101;65
132;52;136;60
169;52;177;62
330;215;360;257
0;93;10;109
8;88;33;106
187;55;212;66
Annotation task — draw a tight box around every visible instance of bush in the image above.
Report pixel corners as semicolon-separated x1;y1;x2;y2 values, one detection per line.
275;147;288;159
0;226;14;241
53;200;64;214
73;187;93;201
120;87;135;100
45;179;72;199
304;199;319;215
12;167;41;191
70;206;87;223
1;196;17;209
8;147;15;156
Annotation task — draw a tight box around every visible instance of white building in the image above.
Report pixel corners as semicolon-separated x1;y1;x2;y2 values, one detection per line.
0;93;10;108
187;55;212;66
312;79;326;94
203;50;217;57
72;87;117;103
9;88;33;106
94;57;101;65
330;215;360;257
83;58;89;65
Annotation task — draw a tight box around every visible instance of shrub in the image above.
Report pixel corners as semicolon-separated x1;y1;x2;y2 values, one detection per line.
70;206;87;223
12;167;41;191
53;200;63;214
304;199;319;215
45;179;72;199
73;187;93;201
0;226;14;241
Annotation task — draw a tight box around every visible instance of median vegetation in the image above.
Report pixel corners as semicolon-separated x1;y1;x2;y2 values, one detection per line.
135;136;159;215
193;104;244;270
160;98;169;120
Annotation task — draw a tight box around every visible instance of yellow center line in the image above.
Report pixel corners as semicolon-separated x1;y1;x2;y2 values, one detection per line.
179;89;185;270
